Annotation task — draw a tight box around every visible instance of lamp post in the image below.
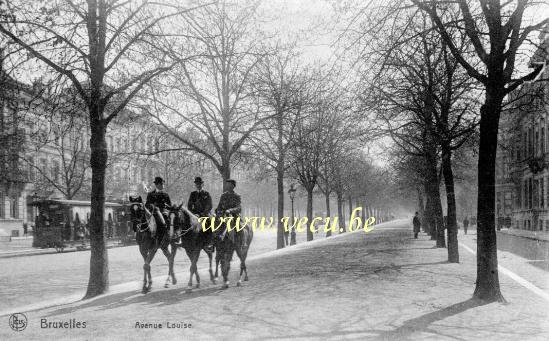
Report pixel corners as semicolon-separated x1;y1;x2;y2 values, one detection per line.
288;184;297;245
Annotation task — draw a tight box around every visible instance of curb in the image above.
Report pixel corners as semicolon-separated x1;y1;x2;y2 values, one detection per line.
0;242;134;259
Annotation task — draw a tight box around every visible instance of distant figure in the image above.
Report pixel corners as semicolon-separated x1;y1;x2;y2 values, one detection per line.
413;212;421;239
23;223;28;237
463;217;469;235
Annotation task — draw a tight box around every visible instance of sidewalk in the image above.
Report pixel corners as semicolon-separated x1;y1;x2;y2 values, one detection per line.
0;238;130;258
1;220;548;341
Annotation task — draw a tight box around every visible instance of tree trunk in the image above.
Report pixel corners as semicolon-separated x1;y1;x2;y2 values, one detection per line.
325;191;332;237
348;195;353;225
337;192;345;233
474;91;504;301
306;188;314;241
426;153;445;247
442;143;459;263
276;168;285;249
417;187;425;228
85;119;109;299
220;159;231;192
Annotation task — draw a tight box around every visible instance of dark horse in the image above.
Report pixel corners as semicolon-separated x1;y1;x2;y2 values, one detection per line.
213;213;254;289
129;196;176;293
168;205;216;291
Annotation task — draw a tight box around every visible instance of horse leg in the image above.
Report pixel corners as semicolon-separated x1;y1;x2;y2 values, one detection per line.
193;249;201;288
214;247;221;280
170;243;177;285
161;243;174;288
145;248;158;292
143;263;150;294
207;248;216;284
236;247;244;287
185;249;194;290
244;232;252;281
221;244;233;289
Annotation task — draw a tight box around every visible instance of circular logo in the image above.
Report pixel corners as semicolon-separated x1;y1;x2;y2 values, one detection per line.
9;313;27;332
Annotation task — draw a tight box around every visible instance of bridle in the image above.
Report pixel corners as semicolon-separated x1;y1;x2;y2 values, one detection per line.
132;203;154;233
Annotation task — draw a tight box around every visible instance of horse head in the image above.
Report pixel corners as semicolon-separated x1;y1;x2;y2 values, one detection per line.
129;196;146;231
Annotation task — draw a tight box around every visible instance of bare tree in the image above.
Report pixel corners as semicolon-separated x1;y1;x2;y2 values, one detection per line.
28;111;90;200
412;0;549;301
0;0;206;298
149;0;270;192
250;46;307;249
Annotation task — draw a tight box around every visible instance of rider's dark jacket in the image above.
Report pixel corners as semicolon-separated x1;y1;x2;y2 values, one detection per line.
145;189;172;212
215;191;241;216
187;190;212;217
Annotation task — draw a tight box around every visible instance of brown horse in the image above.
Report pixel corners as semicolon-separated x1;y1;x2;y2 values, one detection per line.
129;196;176;293
214;213;254;289
168;205;216;291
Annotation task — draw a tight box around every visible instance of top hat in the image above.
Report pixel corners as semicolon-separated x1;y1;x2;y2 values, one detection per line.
194;176;203;184
154;176;164;184
226;179;236;187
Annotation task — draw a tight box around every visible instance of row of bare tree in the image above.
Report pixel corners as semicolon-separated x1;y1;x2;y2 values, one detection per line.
339;0;548;302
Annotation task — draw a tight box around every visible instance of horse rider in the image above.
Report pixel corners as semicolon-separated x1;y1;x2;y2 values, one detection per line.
145;176;172;238
215;179;245;246
187;176;213;248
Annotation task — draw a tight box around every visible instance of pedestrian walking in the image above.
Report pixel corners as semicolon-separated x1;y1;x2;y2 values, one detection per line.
413;212;421;239
463;217;469;235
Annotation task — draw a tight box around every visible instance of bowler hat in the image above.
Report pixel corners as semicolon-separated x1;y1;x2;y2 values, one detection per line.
226;179;236;187
194;176;203;184
154;176;164;184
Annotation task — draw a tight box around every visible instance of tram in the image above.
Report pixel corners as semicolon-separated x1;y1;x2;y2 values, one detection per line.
31;199;135;252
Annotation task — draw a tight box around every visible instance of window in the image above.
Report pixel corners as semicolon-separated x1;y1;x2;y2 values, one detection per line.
542;126;545;153
40;158;47;180
0;192;4;218
517;134;521;160
541;179;545;208
133;166;139;183
523;180;527;209
534;129;539;155
529;178;533;209
517;183;521;208
10;196;18;219
28;157;35;182
52;160;60;182
534;180;539;208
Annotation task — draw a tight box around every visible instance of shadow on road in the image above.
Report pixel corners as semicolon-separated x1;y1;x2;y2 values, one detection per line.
45;283;229;317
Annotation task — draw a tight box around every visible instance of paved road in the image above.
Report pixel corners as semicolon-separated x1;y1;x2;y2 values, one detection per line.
2;219;548;341
0;229;312;311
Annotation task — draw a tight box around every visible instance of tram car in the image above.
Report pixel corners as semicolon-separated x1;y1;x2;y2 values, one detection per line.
31;199;134;252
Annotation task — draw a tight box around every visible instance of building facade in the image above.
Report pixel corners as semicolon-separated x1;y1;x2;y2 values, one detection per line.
495;31;549;233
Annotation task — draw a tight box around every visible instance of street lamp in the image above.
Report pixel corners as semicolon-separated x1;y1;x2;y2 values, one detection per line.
288;184;297;245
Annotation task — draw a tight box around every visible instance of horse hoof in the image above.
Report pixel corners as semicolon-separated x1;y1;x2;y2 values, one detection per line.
212;278;217;285
172;278;177;285
244;276;249;282
164;283;169;288
222;283;229;289
195;283;200;289
236;281;241;287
